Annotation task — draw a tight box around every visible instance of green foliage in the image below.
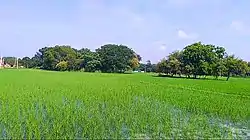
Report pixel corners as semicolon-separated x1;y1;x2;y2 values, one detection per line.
85;60;102;72
10;41;250;78
96;44;138;73
19;44;140;73
19;57;32;68
3;57;16;66
56;61;68;71
156;58;168;73
211;59;226;79
78;48;101;71
156;42;250;80
224;55;242;80
0;70;249;139
182;42;216;77
130;57;140;70
167;51;182;76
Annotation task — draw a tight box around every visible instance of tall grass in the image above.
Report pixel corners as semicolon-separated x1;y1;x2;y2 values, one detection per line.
0;69;249;139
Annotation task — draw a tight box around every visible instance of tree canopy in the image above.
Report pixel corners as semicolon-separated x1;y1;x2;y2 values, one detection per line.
96;44;139;73
156;42;249;80
18;44;140;73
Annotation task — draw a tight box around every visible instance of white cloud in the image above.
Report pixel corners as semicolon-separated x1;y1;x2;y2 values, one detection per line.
230;20;250;34
177;30;198;40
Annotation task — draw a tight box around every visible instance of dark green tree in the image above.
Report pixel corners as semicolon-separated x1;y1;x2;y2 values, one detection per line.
224;55;239;81
20;57;32;68
156;58;168;74
182;42;216;78
146;60;152;72
3;57;16;66
167;51;183;76
96;44;139;73
85;60;102;72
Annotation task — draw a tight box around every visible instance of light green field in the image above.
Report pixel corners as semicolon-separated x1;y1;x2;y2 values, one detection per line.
0;69;249;139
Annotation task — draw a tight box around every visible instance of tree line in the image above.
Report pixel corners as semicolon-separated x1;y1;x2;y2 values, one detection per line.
17;44;141;73
155;42;250;80
6;42;249;80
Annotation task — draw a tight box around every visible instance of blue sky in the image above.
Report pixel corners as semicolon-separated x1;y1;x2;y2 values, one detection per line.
0;0;249;63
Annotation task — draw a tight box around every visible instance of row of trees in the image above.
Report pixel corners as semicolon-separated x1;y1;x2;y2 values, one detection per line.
18;44;141;73
135;60;157;72
13;42;249;80
156;42;250;80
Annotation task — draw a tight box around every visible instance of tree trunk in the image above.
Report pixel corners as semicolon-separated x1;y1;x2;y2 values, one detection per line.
215;75;218;80
194;75;197;79
226;72;230;81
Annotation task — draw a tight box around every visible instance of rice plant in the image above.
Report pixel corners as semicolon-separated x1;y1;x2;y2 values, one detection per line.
0;69;249;139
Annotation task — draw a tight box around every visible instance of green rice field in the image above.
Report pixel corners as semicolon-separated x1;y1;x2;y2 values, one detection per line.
0;69;249;139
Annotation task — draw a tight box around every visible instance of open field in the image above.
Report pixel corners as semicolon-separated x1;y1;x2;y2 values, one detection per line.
0;69;249;139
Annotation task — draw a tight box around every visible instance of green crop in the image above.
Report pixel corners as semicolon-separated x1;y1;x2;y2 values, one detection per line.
0;69;249;139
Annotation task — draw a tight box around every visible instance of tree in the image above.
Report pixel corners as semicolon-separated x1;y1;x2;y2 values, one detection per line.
33;47;50;68
19;57;32;68
211;46;227;79
78;48;101;71
146;60;152;72
67;58;82;71
3;57;16;66
167;51;183;76
200;61;211;77
137;63;146;72
183;65;193;78
151;64;157;73
247;62;250;76
136;54;142;62
155;42;249;80
43;48;57;70
136;62;157;72
30;45;78;71
96;44;139;73
182;42;217;78
156;58;168;74
85;60;102;72
130;56;140;70
211;60;226;79
235;60;249;77
224;55;239;81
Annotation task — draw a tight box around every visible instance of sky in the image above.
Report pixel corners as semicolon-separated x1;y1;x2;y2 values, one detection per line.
0;0;250;63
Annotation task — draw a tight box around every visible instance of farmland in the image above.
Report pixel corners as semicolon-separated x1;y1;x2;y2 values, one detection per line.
0;69;249;139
